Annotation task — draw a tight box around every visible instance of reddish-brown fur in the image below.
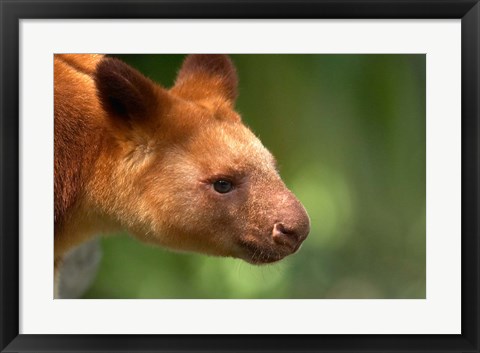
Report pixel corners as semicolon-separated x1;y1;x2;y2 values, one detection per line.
54;54;310;274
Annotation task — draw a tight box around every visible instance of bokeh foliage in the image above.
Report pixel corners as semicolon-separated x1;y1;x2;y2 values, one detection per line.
84;54;426;299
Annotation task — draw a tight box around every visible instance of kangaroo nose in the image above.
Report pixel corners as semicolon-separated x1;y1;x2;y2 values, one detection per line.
272;222;308;252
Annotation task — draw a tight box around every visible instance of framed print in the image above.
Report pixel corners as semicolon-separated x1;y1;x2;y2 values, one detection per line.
1;0;479;352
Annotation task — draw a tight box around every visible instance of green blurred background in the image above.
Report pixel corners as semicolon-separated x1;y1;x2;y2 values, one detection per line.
84;54;426;299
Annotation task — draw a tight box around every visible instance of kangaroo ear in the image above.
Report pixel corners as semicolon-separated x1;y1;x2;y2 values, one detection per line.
172;54;238;102
95;57;165;122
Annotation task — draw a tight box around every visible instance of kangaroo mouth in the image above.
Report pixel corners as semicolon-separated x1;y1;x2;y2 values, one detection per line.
236;240;291;265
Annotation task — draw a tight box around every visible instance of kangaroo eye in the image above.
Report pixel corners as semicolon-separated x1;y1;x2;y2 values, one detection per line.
213;180;233;194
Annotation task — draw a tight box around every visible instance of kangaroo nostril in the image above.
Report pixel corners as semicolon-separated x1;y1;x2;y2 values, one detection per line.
274;222;295;236
272;223;299;250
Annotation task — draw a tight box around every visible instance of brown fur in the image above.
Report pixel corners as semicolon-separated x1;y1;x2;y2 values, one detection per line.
54;54;310;272
54;55;104;235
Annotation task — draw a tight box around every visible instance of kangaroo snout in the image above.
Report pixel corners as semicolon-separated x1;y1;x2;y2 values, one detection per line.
272;223;302;251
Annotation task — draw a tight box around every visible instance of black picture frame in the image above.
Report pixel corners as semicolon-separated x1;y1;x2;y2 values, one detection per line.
1;1;478;352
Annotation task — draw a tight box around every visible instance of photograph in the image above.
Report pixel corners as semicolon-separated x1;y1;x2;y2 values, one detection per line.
2;0;479;350
54;53;426;300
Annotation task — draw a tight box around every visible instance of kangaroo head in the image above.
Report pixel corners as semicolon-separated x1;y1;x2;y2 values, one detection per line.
92;54;310;264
